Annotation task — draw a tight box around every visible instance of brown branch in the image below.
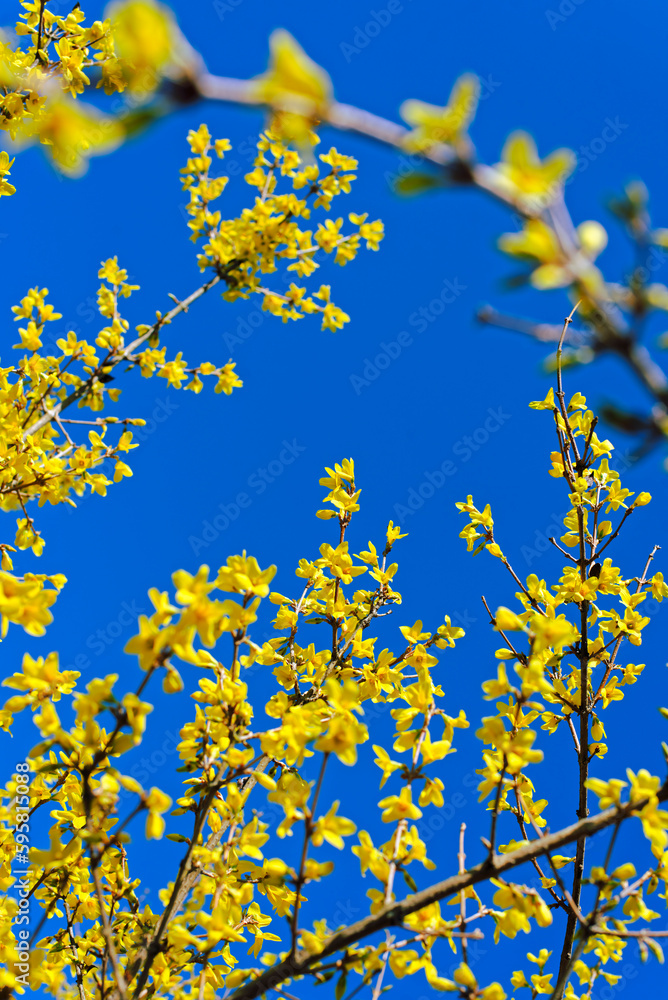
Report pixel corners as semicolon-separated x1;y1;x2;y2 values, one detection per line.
458;823;468;965
290;752;329;957
63;901;88;1000
488;758;507;858
556;371;592;989
477;306;588;346
590;926;668;938
91;861;128;1000
226;782;668;1000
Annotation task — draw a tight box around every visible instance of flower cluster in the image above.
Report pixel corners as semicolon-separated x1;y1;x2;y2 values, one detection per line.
455;381;668;990
0;119;380;640
2;379;667;999
181;124;383;332
1;1;191;177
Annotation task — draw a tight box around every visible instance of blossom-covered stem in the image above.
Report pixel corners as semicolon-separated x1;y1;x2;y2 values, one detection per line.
488;758;507;857
230;595;251;682
124;756;271;999
513;787;567;912
371;820;406;1000
290;752;330;957
558;491;592;986
35;0;46;61
372;705;433;996
22;271;225;441
90;861;128;1000
592;544;659;707
63;901;88;1000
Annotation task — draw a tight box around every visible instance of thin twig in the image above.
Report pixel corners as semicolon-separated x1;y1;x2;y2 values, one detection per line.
91;861;128;1000
290;753;330;957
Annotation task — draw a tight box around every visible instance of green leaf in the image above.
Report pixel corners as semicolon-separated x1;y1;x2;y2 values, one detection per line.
402;869;418;892
334;970;348;1000
393;172;444;197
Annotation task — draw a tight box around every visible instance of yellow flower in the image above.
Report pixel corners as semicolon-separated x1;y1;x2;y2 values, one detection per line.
145;787;172;839
494;606;526;631
400;74;479;152
311;801;356;849
124;614;163;670
38;98;124;177
372;745;403;787
106;0;186;94
314;714;368;765
378;786;422;823
253;30;332;142
495;130;575;207
0;150;15;197
498;218;607;293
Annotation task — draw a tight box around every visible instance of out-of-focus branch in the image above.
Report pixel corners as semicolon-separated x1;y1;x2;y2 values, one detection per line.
191;71;668;459
476;305;590;346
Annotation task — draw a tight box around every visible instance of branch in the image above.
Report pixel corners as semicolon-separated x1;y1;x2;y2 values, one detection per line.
23;271;224;441
290;752;329;957
227;781;668;1000
91;862;128;1000
194;71;668;459
120;755;270;999
477;306;589;346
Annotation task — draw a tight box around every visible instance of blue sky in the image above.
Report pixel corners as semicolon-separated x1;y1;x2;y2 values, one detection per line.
5;0;668;995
